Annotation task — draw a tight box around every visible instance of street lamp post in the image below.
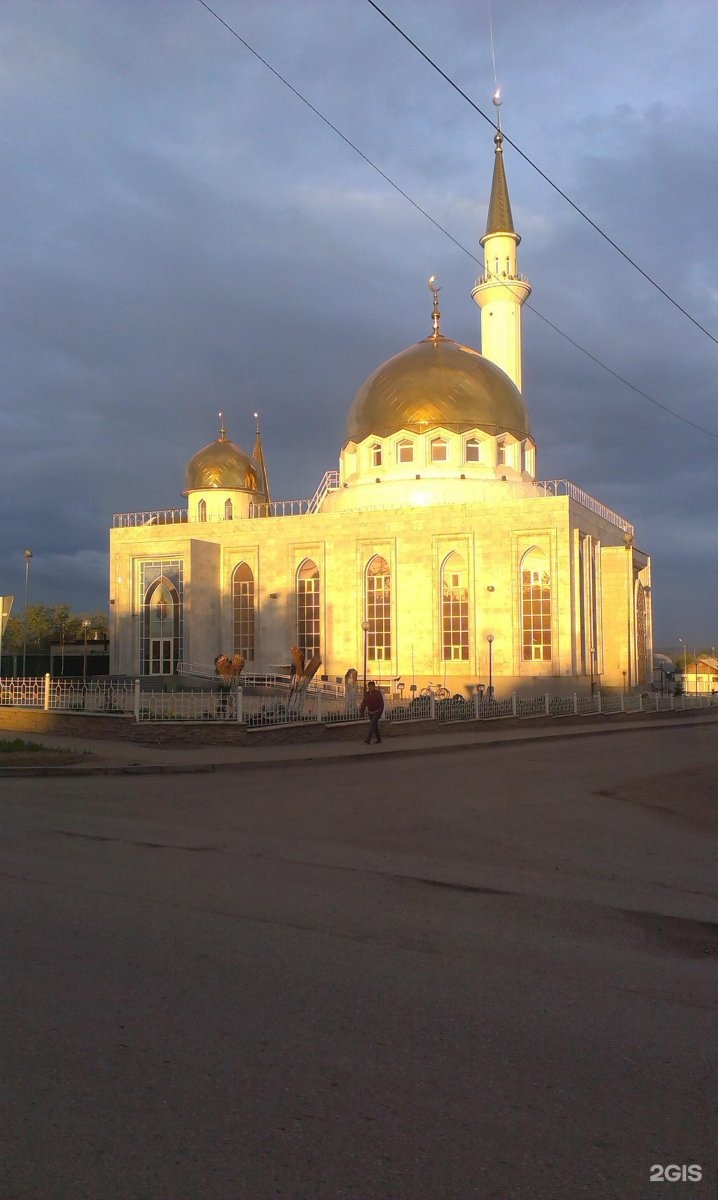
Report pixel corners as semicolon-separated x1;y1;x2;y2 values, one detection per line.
82;619;91;682
22;549;33;677
624;531;633;691
678;636;686;693
361;620;370;694
487;633;494;699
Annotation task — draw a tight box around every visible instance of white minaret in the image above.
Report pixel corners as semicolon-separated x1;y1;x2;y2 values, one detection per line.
471;124;531;392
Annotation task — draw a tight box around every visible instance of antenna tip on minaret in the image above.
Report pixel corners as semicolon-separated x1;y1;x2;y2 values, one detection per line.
218;411;226;440
492;87;503;136
427;275;441;338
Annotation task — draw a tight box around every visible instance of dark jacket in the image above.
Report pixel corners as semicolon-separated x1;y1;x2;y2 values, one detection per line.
360;687;384;716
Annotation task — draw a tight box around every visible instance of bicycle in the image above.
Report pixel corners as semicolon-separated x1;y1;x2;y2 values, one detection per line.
419;681;451;700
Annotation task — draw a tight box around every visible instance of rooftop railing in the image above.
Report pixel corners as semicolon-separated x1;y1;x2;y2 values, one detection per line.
112;475;632;534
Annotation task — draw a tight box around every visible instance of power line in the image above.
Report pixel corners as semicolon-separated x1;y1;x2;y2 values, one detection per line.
365;0;718;351
192;0;718;441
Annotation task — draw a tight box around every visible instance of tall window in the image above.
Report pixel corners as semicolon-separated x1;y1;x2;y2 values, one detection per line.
442;553;469;660
635;582;648;685
371;444;382;467
465;438;480;463
224;498;233;520
397;439;414;464
141;573;181;676
521;550;552;661
366;555;391;663
297;559;320;661
431;438;448;463
233;562;255;661
198;499;207;522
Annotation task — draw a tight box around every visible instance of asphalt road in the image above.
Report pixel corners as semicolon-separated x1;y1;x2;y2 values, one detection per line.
2;726;717;1200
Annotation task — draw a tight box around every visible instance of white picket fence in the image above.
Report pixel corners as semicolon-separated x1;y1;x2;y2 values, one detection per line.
2;675;717;728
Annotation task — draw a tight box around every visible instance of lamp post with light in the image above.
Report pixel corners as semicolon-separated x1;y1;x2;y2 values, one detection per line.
22;549;33;677
678;636;687;693
623;531;633;691
487;633;495;699
361;620;370;694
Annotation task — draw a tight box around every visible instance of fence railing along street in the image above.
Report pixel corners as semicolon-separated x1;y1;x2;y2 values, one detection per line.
1;675;717;728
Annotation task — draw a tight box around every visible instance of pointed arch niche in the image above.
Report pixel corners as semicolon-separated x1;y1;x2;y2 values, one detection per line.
441;552;469;661
232;562;255;661
297;559;320;661
520;548;552;662
365;554;391;664
142;575;180;675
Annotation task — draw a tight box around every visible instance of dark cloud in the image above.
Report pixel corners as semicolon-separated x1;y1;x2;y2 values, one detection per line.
2;0;716;647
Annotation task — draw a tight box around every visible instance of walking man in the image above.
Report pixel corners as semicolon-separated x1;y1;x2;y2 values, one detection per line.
359;680;384;744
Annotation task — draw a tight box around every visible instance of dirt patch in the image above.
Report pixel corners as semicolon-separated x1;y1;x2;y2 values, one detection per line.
0;752;91;768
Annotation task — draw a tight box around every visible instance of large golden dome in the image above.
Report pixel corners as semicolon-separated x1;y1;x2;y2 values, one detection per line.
345;334;530;444
182;436;259;494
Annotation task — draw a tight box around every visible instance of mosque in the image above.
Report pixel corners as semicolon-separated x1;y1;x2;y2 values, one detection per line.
109;129;652;696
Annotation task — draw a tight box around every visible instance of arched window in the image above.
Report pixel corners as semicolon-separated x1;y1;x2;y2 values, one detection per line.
397;439;414;464
465;438;480;463
142;575;180;676
198;499;207;522
496;440;508;467
442;553;469;661
431;438;448;463
297;559;320;661
635;582;649;685
521;550;552;662
371;443;382;467
233;562;255;661
224;498;233;520
365;555;391;663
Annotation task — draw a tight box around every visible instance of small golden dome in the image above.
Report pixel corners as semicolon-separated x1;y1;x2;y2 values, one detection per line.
182;436;260;494
345;334;530;444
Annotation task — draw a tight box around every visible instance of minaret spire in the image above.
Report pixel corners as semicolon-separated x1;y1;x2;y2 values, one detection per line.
252;411;271;504
471;102;532;392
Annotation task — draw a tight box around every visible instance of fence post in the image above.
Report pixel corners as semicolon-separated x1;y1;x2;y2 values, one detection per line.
597;690;602;713
134;679;141;722
638;692;643;711
670;692;674;710
573;693;578;715
474;691;479;720
236;687;243;723
430;694;436;721
545;693;550;716
620;694;624;712
44;673;51;712
316;689;322;722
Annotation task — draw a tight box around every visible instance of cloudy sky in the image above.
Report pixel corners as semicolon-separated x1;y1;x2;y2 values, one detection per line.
2;0;717;649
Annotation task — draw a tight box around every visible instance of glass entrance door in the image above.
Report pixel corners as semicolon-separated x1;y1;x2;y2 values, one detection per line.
150;637;173;675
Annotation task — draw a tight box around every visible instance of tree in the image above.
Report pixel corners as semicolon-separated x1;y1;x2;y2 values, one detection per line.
0;604;108;652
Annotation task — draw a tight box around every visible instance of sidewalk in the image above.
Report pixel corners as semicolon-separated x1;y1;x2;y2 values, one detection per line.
2;710;718;776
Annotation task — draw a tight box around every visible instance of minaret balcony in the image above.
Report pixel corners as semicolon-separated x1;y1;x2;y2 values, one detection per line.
474;271;530;288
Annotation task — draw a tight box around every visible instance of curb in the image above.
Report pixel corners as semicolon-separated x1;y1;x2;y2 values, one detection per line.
2;714;716;778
